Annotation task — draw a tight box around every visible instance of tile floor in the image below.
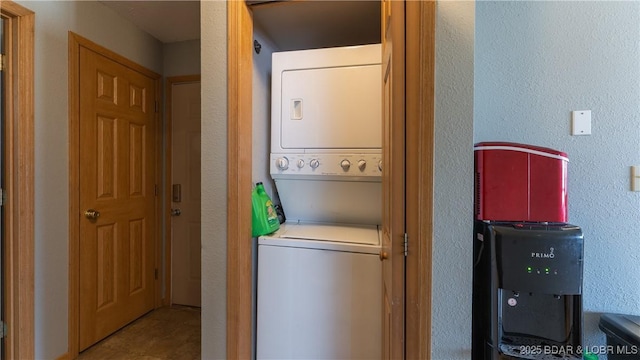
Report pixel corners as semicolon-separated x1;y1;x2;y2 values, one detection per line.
78;305;201;360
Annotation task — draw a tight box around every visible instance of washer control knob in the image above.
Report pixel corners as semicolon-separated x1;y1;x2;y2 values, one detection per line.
276;157;289;170
358;160;367;171
310;159;320;169
297;159;305;168
340;159;351;171
378;160;383;172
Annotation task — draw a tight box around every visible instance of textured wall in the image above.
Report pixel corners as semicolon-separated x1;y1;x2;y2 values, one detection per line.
201;1;228;359
475;1;640;351
14;1;162;358
164;40;201;78
251;29;279;358
432;1;475;359
252;32;278;200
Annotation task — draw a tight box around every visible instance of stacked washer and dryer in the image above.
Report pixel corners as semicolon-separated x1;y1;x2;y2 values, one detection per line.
256;44;383;359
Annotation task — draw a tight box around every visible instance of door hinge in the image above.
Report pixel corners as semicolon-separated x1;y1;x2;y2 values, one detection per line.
0;54;5;72
155;269;159;280
404;233;408;257
0;188;4;206
0;321;7;339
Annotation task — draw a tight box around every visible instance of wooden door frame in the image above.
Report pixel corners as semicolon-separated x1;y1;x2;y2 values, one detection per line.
226;1;436;358
1;2;35;359
226;2;253;359
163;74;201;305
405;1;436;358
68;32;162;358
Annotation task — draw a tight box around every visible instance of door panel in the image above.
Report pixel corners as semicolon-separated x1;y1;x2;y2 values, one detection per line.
381;0;405;359
171;81;201;307
79;46;156;351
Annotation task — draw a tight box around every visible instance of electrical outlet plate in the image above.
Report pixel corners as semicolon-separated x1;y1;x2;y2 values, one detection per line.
571;110;591;135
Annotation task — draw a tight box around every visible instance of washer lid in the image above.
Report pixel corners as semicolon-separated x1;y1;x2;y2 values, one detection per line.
280;223;379;246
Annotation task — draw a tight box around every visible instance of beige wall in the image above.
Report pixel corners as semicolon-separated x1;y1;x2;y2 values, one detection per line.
163;40;201;78
432;1;475;358
200;1;227;359
15;1;162;358
252;31;278;203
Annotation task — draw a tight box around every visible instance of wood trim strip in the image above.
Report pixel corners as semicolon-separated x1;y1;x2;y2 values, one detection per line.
164;75;201;306
12;8;35;360
68;33;161;79
54;352;71;360
2;2;35;359
68;31;81;359
2;1;34;16
405;1;436;359
163;78;172;306
419;4;436;358
389;1;406;358
154;72;163;309
226;2;253;359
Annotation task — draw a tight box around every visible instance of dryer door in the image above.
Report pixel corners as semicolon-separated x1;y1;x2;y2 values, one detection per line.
280;64;381;150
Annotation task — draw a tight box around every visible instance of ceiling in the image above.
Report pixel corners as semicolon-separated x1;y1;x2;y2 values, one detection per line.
251;1;380;51
99;0;200;44
99;1;380;50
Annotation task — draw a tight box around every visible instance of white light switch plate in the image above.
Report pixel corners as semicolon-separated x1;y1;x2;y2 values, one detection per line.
571;110;591;135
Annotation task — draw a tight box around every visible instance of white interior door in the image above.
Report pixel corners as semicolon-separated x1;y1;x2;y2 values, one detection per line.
171;81;201;307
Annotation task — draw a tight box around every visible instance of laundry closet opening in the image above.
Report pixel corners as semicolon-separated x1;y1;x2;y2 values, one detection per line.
247;1;382;358
248;0;381;211
228;1;436;358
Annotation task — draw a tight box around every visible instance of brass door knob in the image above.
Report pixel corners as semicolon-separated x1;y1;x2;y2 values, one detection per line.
379;251;388;261
84;209;100;220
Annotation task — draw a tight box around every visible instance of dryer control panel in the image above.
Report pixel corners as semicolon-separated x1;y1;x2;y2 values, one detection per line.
270;153;382;180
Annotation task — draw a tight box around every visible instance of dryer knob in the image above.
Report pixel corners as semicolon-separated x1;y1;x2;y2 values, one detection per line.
276;157;289;170
310;159;320;169
297;159;305;168
340;159;351;171
358;160;367;171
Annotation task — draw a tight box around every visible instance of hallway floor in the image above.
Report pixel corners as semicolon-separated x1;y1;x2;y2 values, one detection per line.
78;305;201;360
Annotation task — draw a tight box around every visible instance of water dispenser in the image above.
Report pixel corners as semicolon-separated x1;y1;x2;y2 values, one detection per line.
472;221;584;359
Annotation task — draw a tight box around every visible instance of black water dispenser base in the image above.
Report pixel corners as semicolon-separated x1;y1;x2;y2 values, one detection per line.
472;221;584;360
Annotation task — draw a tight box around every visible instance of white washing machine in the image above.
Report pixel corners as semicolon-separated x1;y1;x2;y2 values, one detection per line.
257;44;383;359
256;222;381;359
